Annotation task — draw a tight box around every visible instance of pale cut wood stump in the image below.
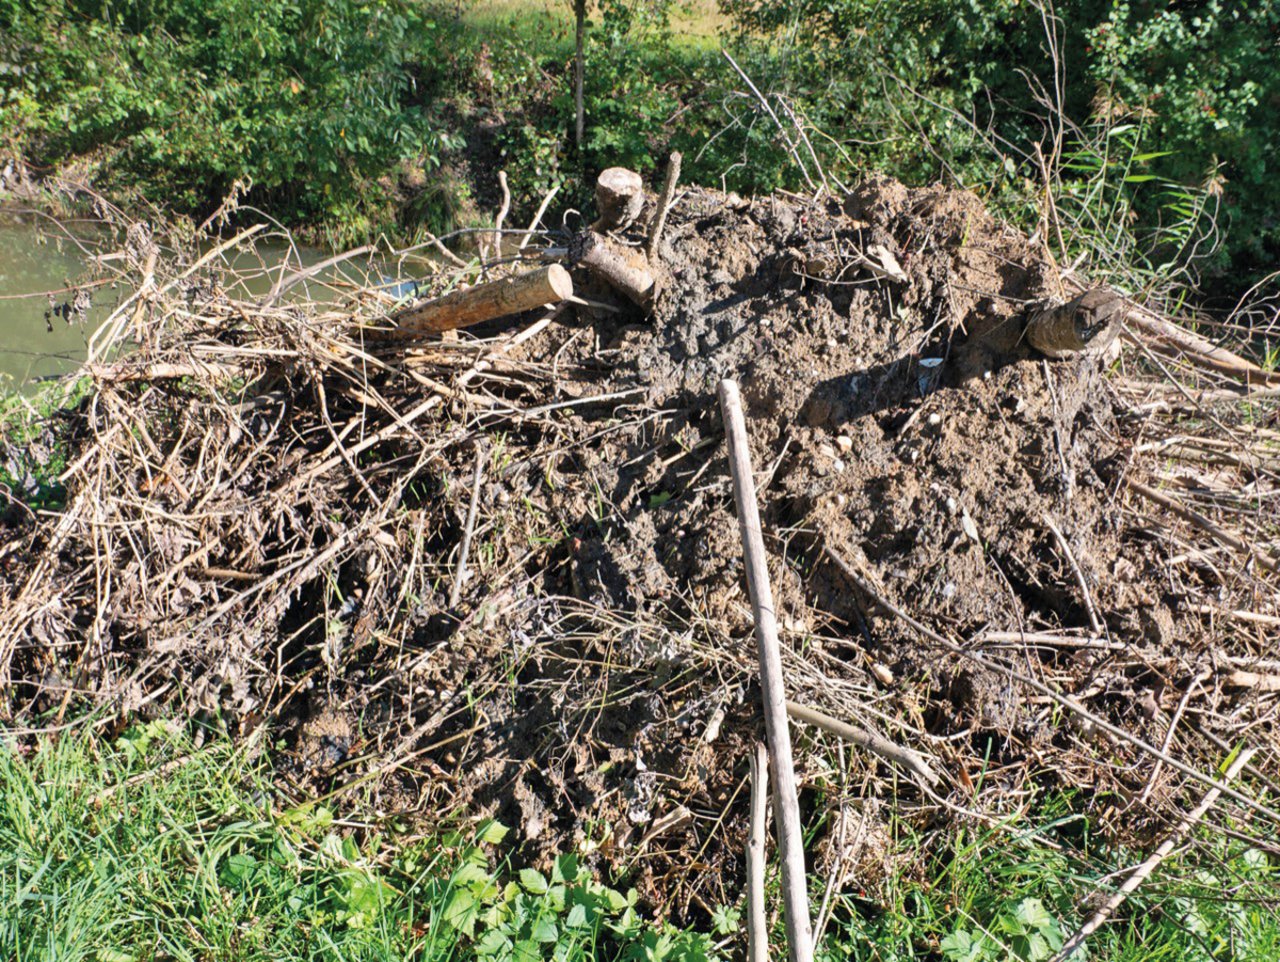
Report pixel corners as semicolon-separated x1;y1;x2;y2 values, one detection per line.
592;167;645;232
381;265;573;337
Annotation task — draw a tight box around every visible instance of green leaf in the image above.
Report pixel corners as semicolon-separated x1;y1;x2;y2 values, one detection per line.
551;853;579;884
519;868;549;895
478;819;510;845
1015;898;1052;930
443;888;479;937
475;930;510;957
530;917;558;943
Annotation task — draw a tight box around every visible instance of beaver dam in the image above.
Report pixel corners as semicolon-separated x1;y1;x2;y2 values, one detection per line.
2;167;1279;933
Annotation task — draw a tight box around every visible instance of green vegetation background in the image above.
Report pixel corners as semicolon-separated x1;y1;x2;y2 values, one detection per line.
1;0;1276;287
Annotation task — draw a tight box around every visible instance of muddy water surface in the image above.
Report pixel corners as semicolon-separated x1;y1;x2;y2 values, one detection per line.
0;212;361;387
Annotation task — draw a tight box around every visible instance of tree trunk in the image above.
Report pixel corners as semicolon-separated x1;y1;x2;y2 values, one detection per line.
573;0;586;150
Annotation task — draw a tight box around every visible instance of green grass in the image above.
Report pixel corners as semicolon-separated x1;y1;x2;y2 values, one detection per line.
0;722;725;962
2;724;1277;961
816;791;1280;962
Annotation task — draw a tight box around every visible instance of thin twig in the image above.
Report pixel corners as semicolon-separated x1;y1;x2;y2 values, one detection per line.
786;700;940;788
722;50;816;192
450;443;486;609
518;184;560;251
1052;746;1258;961
1043;512;1104;634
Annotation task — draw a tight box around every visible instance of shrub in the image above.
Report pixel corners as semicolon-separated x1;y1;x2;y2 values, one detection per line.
719;0;1280;281
0;0;456;238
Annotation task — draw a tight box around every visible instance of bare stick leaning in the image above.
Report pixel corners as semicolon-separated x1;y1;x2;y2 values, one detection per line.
1050;745;1258;962
747;741;770;962
718;378;815;962
785;700;940;789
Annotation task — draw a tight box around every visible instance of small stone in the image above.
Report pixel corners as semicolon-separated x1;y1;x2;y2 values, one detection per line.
945;496;958;515
927;413;942;427
870;663;895;686
832;458;846;472
818;443;836;459
806;398;834;427
836;435;853;453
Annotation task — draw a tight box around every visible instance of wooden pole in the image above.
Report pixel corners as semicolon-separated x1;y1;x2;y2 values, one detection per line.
718;378;814;962
747;741;770;962
382;265;572;337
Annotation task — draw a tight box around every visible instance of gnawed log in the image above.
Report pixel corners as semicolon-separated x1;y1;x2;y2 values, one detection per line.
592;167;645;233
1062;270;1280;385
569;230;657;310
377;265;573;338
1025;288;1124;358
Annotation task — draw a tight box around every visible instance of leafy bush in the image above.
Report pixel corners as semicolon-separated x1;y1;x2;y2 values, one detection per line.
0;0;457;239
719;0;1280;280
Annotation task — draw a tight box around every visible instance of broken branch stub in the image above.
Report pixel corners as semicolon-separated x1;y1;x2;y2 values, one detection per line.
1025;287;1124;358
380;265;573;338
592;167;645;232
569;230;657;310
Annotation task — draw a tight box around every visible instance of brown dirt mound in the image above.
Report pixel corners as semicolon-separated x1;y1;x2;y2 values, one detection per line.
3;174;1277;921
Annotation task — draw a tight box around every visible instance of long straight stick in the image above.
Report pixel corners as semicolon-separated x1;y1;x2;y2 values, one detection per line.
719;378;814;962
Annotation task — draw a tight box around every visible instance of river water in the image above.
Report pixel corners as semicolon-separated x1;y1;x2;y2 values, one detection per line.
0;211;417;388
0;214;117;385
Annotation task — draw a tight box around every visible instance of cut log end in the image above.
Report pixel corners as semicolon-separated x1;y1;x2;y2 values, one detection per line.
593;167;645;233
1026;288;1125;359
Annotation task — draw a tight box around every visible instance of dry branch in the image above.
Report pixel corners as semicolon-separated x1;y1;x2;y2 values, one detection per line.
747;741;770;962
1126;477;1279;574
1051;746;1258;961
719;378;814;962
646;152;682;260
569;231;657;309
786;700;940;788
821;544;1280;826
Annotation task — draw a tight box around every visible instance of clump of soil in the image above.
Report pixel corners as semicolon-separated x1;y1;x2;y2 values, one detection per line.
3;172;1275;922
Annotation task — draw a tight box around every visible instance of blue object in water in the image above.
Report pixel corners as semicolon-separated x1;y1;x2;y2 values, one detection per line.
381;276;421;300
